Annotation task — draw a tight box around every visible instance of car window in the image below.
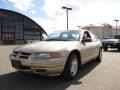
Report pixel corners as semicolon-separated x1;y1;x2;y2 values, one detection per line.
45;30;81;41
60;33;80;39
47;32;61;38
61;34;68;38
90;32;98;42
83;31;91;40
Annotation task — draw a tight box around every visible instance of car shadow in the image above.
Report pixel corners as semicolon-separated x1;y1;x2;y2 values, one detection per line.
0;61;100;90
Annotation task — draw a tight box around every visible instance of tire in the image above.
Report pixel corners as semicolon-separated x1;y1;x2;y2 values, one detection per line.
61;53;79;80
103;46;108;51
118;47;120;51
96;49;102;62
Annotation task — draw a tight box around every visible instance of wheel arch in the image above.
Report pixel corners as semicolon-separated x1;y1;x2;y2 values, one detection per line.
67;49;81;65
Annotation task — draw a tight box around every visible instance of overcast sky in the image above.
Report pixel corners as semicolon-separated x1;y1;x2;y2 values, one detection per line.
0;0;120;34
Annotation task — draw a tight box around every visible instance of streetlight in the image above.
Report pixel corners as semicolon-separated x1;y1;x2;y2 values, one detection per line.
62;6;72;30
114;19;119;34
77;26;81;30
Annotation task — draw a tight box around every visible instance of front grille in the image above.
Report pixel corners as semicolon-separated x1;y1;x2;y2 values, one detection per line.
21;52;31;56
14;51;19;54
13;54;17;58
19;56;29;59
12;51;31;59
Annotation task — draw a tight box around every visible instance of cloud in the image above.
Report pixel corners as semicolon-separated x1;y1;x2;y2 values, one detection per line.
39;0;80;33
31;10;36;14
8;0;35;11
33;17;65;34
42;0;80;18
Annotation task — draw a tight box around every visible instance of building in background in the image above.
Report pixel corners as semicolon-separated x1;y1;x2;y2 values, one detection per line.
0;9;47;45
82;24;120;39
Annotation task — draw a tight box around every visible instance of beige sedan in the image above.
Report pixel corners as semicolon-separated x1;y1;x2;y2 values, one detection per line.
10;30;102;79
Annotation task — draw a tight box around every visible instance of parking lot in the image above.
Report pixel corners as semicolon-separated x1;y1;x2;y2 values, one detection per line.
0;45;120;90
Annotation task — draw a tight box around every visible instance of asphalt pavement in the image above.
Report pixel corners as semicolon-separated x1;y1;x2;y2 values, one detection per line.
0;46;120;90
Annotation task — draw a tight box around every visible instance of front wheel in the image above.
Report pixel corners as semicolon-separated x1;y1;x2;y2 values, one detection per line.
61;53;79;80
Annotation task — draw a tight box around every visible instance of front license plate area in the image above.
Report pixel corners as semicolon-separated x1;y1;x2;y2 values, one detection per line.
11;60;22;69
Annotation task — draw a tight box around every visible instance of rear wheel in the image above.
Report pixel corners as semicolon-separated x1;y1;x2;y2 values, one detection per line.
61;53;79;80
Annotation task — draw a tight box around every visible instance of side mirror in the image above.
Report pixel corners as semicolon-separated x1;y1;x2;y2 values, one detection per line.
82;38;92;43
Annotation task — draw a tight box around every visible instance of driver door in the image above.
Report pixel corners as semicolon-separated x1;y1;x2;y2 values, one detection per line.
81;31;96;63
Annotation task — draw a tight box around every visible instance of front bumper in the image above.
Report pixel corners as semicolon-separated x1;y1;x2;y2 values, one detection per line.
10;57;67;76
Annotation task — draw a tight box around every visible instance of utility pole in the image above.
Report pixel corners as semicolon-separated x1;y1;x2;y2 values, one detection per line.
62;6;72;30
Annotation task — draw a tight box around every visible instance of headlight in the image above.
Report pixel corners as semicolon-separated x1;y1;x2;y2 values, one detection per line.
30;52;62;60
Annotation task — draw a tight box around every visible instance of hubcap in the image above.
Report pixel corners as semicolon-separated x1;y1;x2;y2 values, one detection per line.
70;57;78;76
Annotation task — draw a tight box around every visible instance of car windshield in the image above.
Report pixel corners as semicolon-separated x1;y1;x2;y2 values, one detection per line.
45;30;80;41
110;35;120;39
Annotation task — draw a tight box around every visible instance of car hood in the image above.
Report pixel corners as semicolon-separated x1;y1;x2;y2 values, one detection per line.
14;41;79;53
